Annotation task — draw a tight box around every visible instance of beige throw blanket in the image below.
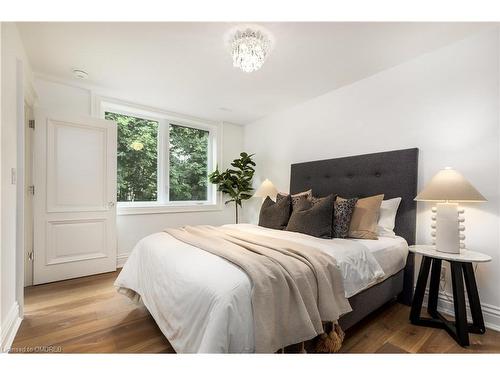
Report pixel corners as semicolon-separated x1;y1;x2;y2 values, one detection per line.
164;225;352;353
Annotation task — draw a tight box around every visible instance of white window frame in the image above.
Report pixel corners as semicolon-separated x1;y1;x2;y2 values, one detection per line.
95;96;222;215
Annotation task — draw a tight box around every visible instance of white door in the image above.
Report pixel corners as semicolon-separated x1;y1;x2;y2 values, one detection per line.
33;110;117;284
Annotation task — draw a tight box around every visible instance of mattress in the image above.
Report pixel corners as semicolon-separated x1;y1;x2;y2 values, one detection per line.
221;224;408;297
115;224;408;353
350;235;409;296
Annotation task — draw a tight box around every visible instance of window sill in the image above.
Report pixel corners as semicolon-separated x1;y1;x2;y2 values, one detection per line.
117;202;222;216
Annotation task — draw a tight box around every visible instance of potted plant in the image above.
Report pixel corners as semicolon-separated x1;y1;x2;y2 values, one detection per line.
209;152;255;223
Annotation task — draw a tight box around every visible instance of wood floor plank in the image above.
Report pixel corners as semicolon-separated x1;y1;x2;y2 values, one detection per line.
10;270;500;354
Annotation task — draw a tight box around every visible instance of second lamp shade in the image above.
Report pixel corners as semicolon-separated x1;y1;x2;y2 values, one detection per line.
415;168;486;202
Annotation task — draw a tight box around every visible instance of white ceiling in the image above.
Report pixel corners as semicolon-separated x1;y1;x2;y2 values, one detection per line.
18;22;491;125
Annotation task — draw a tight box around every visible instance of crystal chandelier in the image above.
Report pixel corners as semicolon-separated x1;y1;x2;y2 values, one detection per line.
231;29;270;73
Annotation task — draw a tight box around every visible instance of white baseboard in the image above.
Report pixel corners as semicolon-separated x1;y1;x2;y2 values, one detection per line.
116;253;129;268
422;289;500;332
1;302;22;352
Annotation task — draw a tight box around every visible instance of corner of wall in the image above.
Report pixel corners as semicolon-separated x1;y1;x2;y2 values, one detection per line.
0;302;21;352
1;22;34;349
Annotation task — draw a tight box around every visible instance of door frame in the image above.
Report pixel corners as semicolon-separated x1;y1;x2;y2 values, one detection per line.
23;102;34;287
16;58;37;318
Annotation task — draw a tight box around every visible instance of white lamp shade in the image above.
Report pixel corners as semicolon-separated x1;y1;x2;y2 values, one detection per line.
415;168;486;202
253;179;278;199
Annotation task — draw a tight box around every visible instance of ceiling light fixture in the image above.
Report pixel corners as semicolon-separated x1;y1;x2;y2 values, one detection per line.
72;69;88;80
230;28;271;73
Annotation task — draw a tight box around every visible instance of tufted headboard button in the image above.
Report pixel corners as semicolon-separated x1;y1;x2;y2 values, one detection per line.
347;173;354;179
375;172;381;177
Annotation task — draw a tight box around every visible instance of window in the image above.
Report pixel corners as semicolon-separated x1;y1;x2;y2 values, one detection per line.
105;112;159;202
169;124;209;201
101;100;219;214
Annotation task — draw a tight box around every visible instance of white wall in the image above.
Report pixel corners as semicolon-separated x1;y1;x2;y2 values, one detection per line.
33;77;245;260
1;22;34;350
0;20;3;349
244;28;500;329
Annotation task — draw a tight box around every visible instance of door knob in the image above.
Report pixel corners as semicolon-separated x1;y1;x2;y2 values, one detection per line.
108;201;115;208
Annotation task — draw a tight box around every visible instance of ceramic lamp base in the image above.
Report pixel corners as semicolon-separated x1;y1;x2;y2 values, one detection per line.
434;202;460;254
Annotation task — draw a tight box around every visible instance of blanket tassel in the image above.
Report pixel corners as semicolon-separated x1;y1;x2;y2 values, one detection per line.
300;341;307;354
315;323;345;353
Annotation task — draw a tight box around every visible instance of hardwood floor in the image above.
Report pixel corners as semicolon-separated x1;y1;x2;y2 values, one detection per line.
12;270;173;353
11;270;500;353
340;300;500;353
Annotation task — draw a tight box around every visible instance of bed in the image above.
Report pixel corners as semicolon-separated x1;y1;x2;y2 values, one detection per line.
115;148;419;353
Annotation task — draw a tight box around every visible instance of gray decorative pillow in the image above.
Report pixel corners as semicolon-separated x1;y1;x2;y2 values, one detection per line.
277;189;312;211
258;195;292;230
333;198;358;238
285;194;335;239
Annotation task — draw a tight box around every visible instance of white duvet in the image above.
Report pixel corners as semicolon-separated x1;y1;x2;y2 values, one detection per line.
115;224;407;353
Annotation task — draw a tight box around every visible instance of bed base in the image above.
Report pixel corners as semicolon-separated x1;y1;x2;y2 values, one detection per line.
339;268;406;331
340;251;414;330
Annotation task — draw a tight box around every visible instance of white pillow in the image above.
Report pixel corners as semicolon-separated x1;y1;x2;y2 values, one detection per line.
377;197;402;238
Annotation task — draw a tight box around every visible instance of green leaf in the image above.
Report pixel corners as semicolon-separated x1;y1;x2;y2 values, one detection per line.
208;152;256;210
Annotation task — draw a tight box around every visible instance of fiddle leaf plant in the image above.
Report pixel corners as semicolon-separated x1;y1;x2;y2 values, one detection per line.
209;152;256;223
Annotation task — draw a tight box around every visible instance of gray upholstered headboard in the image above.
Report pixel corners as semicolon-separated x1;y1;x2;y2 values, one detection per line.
290;148;419;245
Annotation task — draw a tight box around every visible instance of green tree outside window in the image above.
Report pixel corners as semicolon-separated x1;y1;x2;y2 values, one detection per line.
169;124;209;201
105;111;158;202
105;112;210;203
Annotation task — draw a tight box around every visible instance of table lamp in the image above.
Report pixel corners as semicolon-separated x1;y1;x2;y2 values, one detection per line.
415;167;486;254
253;179;278;201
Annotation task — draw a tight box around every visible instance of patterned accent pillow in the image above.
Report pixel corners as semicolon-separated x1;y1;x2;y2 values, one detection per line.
333;198;358;238
276;189;312;211
339;194;384;240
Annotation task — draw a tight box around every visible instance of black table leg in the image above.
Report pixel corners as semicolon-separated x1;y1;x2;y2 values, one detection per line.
410;257;488;347
462;263;486;334
451;262;469;346
427;259;442;318
410;256;432;324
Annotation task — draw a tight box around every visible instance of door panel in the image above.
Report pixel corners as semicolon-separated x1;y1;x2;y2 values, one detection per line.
46;218;107;265
34;111;117;285
47;119;108;211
